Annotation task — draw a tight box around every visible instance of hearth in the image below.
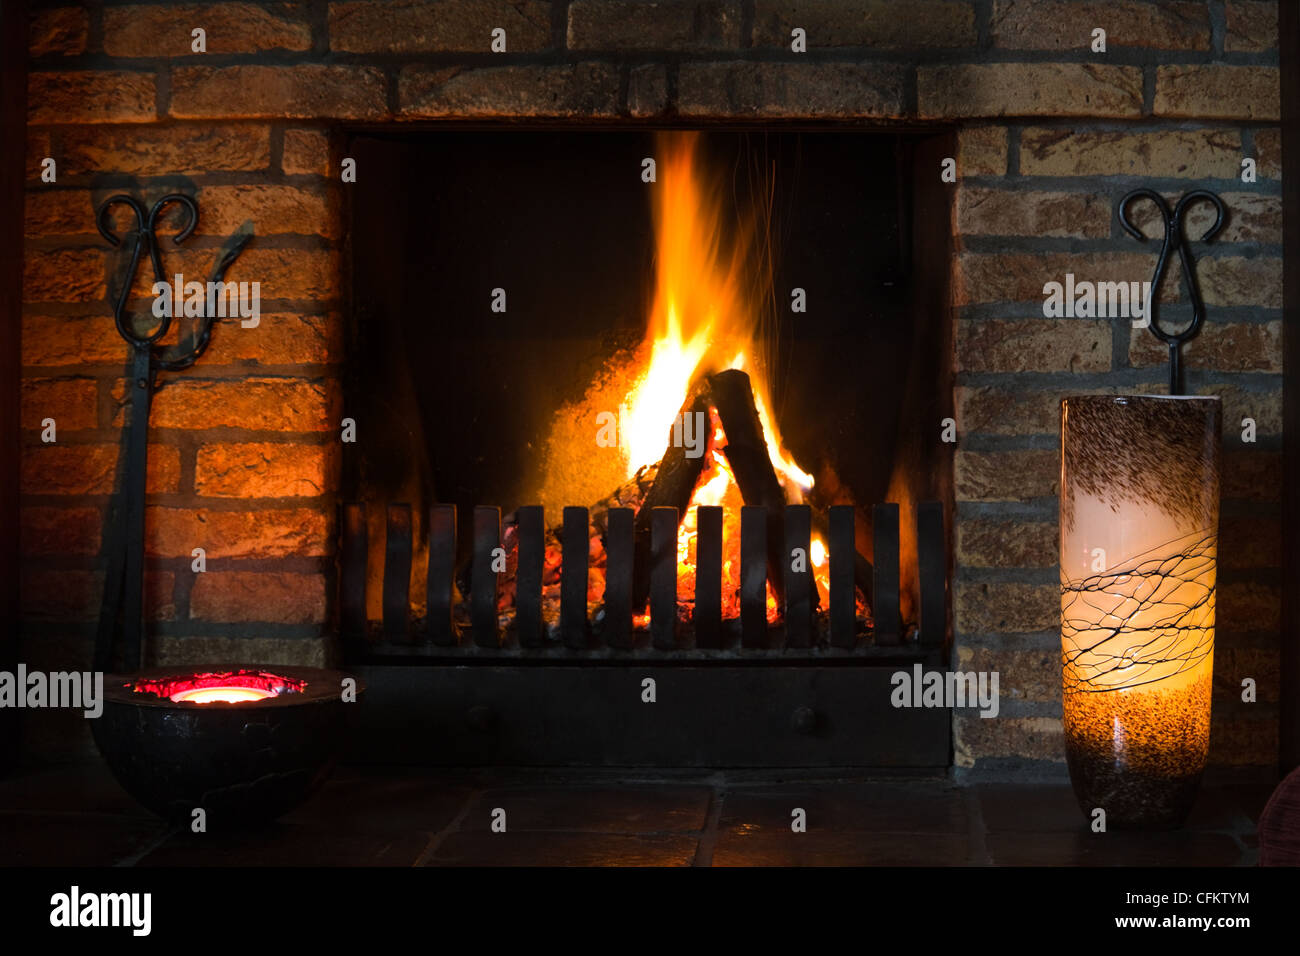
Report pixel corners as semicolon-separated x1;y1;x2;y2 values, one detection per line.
339;128;954;766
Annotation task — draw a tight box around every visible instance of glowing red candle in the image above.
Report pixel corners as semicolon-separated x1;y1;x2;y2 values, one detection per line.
169;686;275;704
133;670;307;705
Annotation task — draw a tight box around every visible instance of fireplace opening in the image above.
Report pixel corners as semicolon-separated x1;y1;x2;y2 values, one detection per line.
341;128;954;664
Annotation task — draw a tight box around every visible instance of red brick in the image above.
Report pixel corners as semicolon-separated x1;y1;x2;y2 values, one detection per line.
1125;192;1281;245
956;126;1007;176
678;61;906;117
956;580;1058;633
1020;127;1242;178
23;248;106;304
1214;647;1279;702
195;443;336;497
282;128;330;175
918;63;1142;118
753;0;974;48
1198;257;1283;309
955;252;1155;305
956;188;1110;238
190;571;327;624
20;506;103;556
1255;128;1281;179
146;507;330;558
1219;581;1281;632
200;313;340;367
21;378;98;432
124;378;332;432
151;635;328;667
955;715;1062;766
957;640;1060;703
1222;450;1281;501
170;66;388;120
29;6;89;56
26;130;51;181
61;124;271;177
220;247;339;302
195;184;336;238
1220;515;1282;569
21;443;181;496
28;71;156;125
991;1;1210;50
330;0;552;53
1209;713;1277;766
957;386;1061;436
1202;384;1282;438
103;3;311;57
23;315;129;368
956;519;1057;569
24;189;96;237
1130;320;1282;373
957;319;1111;373
399;64;622;118
570;0;741;51
955;449;1059;501
1225;1;1279;53
20;570;101;620
38;571;177;622
628;64;669;118
1154;65;1280;121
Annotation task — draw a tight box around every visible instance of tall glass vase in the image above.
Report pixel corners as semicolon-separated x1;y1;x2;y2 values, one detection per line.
1059;396;1220;828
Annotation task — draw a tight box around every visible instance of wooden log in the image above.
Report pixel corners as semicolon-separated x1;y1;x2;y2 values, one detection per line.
632;376;712;609
709;368;788;606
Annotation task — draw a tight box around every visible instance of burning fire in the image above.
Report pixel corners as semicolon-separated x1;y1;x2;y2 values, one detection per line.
620;133;830;616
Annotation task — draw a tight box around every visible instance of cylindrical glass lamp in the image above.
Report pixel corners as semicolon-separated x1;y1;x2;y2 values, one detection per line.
1059;395;1220;828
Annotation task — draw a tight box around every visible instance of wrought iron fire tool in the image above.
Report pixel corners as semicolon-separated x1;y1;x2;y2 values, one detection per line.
93;194;251;671
1117;188;1226;395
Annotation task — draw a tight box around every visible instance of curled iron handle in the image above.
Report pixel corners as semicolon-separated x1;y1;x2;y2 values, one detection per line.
97;193;199;348
1117;188;1226;394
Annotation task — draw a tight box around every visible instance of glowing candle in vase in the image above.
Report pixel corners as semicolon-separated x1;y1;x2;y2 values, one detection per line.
1059;395;1220;829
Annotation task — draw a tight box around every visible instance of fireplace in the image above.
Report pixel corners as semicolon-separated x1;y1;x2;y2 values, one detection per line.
341;128;955;765
8;0;1292;785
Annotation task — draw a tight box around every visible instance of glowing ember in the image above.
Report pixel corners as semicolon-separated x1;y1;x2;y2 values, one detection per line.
170;686;274;704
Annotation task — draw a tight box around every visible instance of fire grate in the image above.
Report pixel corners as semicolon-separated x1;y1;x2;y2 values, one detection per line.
339;499;947;658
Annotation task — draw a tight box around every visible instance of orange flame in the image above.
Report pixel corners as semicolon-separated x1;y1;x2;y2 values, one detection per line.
620;132;830;615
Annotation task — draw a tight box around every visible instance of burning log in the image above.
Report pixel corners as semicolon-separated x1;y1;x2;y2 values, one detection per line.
631;375;712;608
707;368;791;607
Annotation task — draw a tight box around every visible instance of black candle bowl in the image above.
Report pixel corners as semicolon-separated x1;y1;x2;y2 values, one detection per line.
91;666;363;827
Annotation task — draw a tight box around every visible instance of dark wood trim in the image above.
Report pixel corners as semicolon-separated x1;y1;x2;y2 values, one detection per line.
1280;0;1299;774
0;0;29;777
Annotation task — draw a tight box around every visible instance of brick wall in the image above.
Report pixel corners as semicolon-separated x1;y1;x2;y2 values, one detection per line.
21;0;1283;768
